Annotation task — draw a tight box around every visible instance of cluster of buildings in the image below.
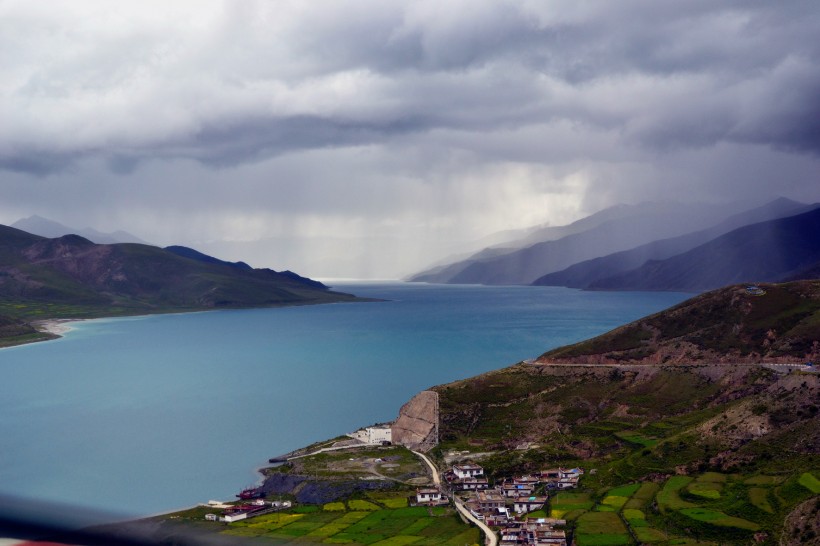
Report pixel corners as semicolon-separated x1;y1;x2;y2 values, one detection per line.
204;499;292;523
414;462;583;546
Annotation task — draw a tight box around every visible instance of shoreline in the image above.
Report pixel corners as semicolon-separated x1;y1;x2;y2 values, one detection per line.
31;317;86;337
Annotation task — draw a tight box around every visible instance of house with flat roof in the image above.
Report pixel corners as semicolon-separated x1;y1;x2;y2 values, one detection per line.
453;462;484;479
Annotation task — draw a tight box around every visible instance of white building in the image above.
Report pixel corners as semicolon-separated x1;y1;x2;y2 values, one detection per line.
453;463;484;479
348;425;393;444
416;487;444;504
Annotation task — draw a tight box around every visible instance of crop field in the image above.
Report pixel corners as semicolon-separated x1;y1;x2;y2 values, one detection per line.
747;487;773;513
549;491;594;519
798;472;820;494
574;511;631;545
657;476;696;512
544;468;818;545
223;505;479;545
677;508;760;530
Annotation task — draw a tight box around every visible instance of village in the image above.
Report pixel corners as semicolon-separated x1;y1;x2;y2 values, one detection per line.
414;460;582;546
203;421;582;546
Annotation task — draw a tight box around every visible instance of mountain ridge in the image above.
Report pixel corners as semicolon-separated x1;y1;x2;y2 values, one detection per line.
533;198;814;289
588;205;820;291
12;214;149;245
0;225;361;347
409;201;757;285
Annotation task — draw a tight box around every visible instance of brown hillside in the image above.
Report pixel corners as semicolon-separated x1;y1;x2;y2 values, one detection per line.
538;281;820;365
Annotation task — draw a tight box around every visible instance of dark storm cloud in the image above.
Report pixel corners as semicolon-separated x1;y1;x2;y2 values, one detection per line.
2;1;819;173
1;1;820;278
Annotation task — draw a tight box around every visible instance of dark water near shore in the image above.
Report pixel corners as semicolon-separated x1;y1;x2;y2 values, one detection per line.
0;283;688;521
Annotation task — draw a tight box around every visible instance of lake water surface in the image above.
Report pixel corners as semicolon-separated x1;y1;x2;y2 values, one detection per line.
0;283;689;521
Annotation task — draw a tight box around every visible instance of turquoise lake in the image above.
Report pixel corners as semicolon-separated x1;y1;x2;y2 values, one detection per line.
0;283;689;521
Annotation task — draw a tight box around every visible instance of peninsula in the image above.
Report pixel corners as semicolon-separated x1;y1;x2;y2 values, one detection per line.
0;224;362;348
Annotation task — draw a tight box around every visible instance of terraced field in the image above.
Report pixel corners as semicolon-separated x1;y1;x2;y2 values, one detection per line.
218;495;480;545
546;470;820;545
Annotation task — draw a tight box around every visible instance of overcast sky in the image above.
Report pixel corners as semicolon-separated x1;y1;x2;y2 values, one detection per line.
1;1;819;279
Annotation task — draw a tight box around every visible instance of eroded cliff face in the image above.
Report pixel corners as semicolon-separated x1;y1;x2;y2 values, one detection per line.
391;390;439;452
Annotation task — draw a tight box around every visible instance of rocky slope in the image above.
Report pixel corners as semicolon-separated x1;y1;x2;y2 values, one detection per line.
539;281;820;365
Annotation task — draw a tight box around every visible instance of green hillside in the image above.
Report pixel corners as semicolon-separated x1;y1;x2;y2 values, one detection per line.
0;225;361;346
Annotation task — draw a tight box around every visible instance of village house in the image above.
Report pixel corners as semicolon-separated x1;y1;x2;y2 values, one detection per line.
502;482;535;498
538;467;583;490
452;462;484;479
484;507;512;527
559;468;582;479
455;476;490;491
499;520;567;546
512;496;547;514
475;489;506;513
415;487;445;505
555;477;578;490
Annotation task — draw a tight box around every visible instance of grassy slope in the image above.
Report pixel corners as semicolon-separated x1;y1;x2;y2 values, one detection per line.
428;283;820;544
0;227;361;346
432;362;817;544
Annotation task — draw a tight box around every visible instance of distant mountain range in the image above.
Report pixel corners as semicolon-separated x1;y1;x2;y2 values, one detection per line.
588;205;820;291
408;198;820;291
11;215;149;245
0;225;359;346
408;201;751;285
534;197;817;289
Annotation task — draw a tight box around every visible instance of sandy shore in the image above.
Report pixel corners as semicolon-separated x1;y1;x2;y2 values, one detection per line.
31;318;84;336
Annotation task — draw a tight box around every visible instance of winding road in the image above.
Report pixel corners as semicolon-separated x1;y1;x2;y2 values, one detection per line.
412;451;497;546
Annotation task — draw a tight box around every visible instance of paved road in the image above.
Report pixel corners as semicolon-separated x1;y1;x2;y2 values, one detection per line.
412;451;497;546
526;359;817;373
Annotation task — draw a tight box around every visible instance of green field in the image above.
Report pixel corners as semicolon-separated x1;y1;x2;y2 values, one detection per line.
575;511;631;546
550;491;594;519
798;472;820;494
224;505;479;545
747;487;773;513
657;477;696;512
678;508;760;531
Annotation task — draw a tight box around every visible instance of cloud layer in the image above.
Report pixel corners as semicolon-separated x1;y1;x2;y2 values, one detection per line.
1;1;819;278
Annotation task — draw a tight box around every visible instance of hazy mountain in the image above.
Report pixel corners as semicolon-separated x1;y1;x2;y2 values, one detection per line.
533;197;814;288
11;215;148;245
589;205;820;291
0;225;357;318
411;201;751;285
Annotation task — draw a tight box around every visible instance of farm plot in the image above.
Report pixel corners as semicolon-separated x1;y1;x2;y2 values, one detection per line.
677;508;760;531
224;505;476;545
798;472;820;494
619;484;668;543
623;482;659;510
601;484;641;511
686;475;724;500
574;511;632;546
657;476;696;512
747;487;774;514
550;491;594;520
